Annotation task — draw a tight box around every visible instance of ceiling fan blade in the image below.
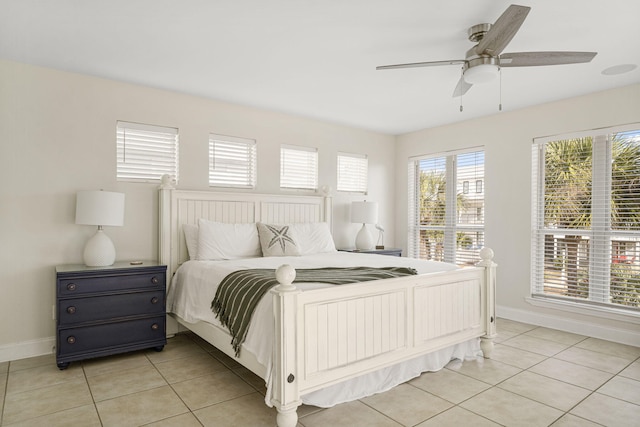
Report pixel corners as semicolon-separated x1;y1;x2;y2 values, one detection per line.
452;76;473;97
500;51;597;67
477;4;531;56
376;59;465;70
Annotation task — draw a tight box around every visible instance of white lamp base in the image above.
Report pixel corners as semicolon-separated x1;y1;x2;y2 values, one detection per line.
83;228;116;267
355;224;374;250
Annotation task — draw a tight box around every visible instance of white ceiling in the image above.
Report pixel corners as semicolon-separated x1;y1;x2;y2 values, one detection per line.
1;0;639;135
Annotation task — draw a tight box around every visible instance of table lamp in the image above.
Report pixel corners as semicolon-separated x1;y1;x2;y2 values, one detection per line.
351;201;378;250
75;190;125;266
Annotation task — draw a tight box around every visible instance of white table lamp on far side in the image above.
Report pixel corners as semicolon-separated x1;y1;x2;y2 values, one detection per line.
351;201;378;250
75;190;125;267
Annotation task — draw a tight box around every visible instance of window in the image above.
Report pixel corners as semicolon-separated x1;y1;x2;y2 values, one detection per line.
408;149;485;266
280;144;318;190
337;152;368;193
116;121;179;183
209;134;256;188
532;124;640;312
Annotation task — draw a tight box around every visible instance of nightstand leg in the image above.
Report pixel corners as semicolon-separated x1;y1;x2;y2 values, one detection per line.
153;345;165;352
57;361;70;370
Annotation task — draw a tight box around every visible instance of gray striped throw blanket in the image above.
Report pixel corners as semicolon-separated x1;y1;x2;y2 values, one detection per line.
211;266;418;356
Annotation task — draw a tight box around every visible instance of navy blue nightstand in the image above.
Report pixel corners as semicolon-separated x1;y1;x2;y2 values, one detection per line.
55;261;167;369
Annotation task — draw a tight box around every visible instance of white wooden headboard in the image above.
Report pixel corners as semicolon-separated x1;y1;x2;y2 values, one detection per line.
158;185;332;279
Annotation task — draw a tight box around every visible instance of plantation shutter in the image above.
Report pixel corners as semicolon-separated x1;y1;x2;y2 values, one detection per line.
280;144;318;190
337;152;368;193
209;134;256;188
117;121;179;183
531;124;640;311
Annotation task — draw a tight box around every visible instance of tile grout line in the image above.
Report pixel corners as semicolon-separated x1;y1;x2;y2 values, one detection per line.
446;325;621;426
493;329;640;426
80;361;104;427
0;362;9;427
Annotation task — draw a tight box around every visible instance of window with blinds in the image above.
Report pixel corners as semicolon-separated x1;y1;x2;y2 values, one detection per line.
531;124;640;311
337;152;368;193
408;148;484;266
209;134;256;188
280;144;318;190
116;121;179;183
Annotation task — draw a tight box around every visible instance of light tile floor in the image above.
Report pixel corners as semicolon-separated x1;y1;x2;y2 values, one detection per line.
1;319;639;426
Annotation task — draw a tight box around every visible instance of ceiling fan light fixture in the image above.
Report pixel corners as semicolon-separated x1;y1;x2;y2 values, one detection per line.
463;64;499;84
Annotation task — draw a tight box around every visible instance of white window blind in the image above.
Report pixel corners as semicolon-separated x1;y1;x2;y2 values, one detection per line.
532;124;640;312
337;152;368;193
209;134;256;188
408;148;485;266
280;144;318;190
116;121;179;183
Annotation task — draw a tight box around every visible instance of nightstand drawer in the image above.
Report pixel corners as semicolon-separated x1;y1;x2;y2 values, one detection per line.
58;315;166;357
58;271;165;296
58;291;165;326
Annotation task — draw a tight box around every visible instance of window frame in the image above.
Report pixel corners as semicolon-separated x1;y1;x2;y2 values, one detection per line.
408;147;485;266
337;152;368;193
208;133;257;189
280;144;318;190
531;123;640;316
116;121;179;183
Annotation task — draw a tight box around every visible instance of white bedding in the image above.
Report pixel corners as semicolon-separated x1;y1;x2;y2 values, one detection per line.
167;252;481;407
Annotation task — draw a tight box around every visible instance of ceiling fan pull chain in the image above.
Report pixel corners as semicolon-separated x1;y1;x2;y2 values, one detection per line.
498;66;503;111
460;67;464;112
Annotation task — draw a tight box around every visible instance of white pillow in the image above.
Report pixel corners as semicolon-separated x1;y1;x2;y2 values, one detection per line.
257;223;301;257
289;222;337;255
196;219;262;260
182;224;199;260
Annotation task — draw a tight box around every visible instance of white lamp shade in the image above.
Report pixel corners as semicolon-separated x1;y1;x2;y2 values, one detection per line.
76;191;125;226
463;64;499;84
351;201;378;224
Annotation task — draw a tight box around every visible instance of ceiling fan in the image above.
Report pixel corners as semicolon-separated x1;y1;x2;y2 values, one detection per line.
376;4;597;97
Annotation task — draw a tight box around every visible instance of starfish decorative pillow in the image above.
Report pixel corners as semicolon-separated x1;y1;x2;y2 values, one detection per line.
257;223;301;257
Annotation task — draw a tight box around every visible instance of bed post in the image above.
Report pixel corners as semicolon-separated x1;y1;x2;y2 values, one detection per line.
270;265;302;427
478;247;497;358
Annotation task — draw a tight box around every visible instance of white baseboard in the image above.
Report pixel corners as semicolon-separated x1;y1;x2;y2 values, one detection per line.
0;336;55;363
497;304;640;347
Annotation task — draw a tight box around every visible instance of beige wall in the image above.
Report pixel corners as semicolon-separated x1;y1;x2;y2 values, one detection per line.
0;60;396;361
2;58;638;361
395;83;640;345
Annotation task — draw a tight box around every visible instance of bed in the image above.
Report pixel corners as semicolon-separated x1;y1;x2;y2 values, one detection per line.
158;183;497;427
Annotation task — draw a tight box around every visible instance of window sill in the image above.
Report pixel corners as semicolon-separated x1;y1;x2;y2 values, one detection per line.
526;296;640;325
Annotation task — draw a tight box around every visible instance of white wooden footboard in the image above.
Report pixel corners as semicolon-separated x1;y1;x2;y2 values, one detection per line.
271;249;497;427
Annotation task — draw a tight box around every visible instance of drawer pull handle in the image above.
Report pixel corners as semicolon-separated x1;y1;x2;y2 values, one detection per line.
151;323;159;331
67;283;76;291
151;277;159;285
66;306;76;314
151;297;159;304
67;336;76;344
